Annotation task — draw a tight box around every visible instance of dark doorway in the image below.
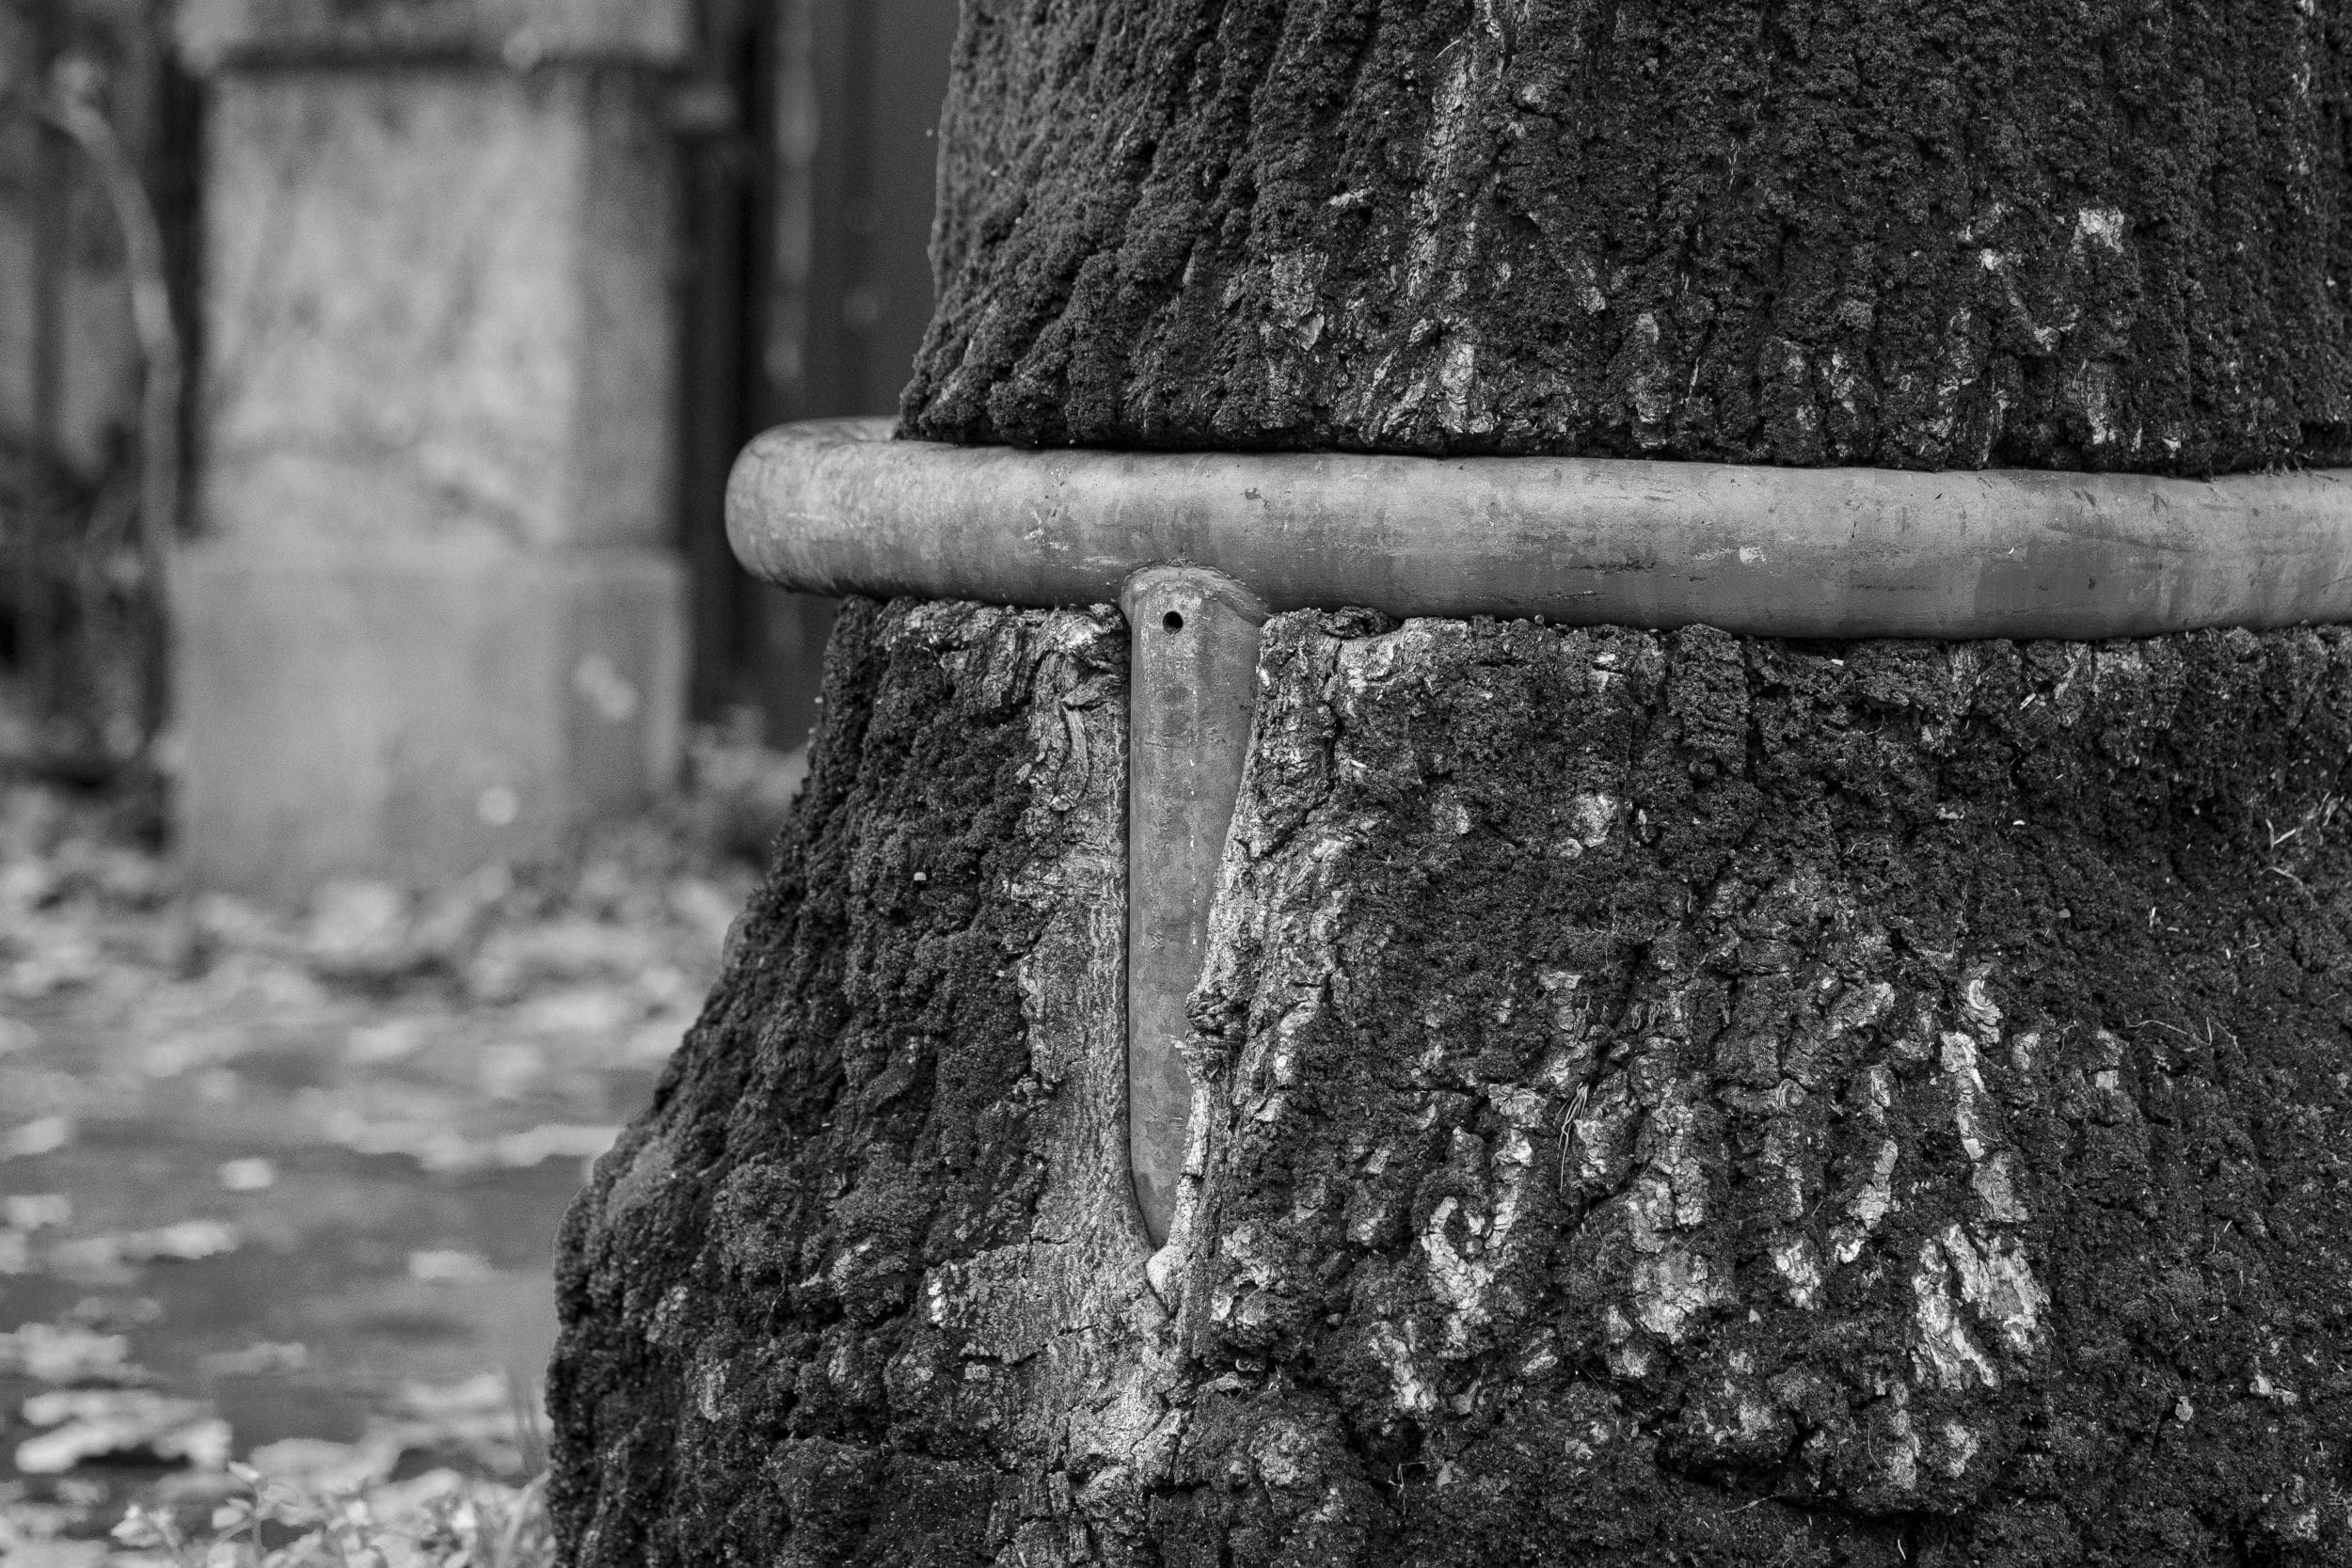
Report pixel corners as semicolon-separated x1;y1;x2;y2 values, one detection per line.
679;0;961;751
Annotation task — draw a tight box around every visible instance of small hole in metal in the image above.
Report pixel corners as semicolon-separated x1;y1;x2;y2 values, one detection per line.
1163;610;1185;632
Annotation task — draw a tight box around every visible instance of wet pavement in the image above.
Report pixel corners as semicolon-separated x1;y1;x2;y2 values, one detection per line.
0;766;789;1554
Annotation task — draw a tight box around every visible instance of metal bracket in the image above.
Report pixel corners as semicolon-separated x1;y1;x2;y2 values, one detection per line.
734;419;2352;642
1120;566;1266;1246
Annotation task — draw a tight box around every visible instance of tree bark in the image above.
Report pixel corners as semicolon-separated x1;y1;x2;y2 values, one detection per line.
551;600;1148;1565
553;599;2352;1566
553;6;2352;1564
903;0;2352;475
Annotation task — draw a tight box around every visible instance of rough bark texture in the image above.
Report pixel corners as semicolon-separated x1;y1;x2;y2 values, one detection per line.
900;0;2352;475
549;599;1159;1565
553;600;2352;1566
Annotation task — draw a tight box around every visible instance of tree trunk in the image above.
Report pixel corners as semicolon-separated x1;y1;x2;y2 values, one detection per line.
904;0;2351;475
551;7;2352;1565
553;599;2352;1565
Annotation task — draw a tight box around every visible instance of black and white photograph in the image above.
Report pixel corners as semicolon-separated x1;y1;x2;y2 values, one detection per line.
6;1;2352;1563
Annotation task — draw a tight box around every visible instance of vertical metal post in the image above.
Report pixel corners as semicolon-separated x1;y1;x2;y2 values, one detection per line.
29;0;65;451
1121;566;1265;1245
23;0;69;715
677;6;755;721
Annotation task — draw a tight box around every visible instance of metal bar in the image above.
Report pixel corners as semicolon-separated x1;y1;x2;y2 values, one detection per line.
725;414;2352;1250
729;418;2352;641
1120;566;1265;1246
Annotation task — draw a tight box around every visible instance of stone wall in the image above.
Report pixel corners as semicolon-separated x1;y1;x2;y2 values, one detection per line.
197;67;676;556
170;0;691;893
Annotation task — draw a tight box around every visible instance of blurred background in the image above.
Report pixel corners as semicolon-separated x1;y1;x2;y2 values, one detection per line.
0;0;957;1556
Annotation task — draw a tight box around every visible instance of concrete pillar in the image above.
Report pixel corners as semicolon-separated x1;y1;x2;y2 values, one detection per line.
169;0;691;895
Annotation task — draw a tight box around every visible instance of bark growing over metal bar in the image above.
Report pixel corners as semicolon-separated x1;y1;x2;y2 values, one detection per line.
553;601;2352;1566
553;4;2352;1562
901;0;2352;475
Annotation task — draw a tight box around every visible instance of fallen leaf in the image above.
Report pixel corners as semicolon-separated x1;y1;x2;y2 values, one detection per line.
318;1107;487;1172
5;1193;72;1229
188;890;281;950
216;1157;277;1192
42;1235;136;1284
344;1017;427;1065
3;1114;74;1159
15;1391;230;1474
246;1433;398;1497
406;1250;494;1285
3;932;102;999
467;920;660;1001
0;857;58;910
119;1219;241;1262
0;1323;144;1385
514;986;639;1036
394;1371;513;1421
138;1030;239;1079
476;1040;546;1100
495;1123;619;1168
304;879;412;977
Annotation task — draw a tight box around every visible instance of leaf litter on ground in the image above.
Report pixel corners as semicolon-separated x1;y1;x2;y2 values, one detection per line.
0;716;807;1563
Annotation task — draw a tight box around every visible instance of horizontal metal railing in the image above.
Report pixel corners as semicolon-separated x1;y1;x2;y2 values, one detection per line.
731;417;2352;642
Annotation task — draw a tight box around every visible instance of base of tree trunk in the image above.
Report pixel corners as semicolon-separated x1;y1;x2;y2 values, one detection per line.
551;598;2352;1566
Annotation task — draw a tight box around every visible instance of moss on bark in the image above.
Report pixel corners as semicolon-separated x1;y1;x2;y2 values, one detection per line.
902;0;2352;475
552;602;2352;1566
548;599;1138;1564
559;8;2352;1558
